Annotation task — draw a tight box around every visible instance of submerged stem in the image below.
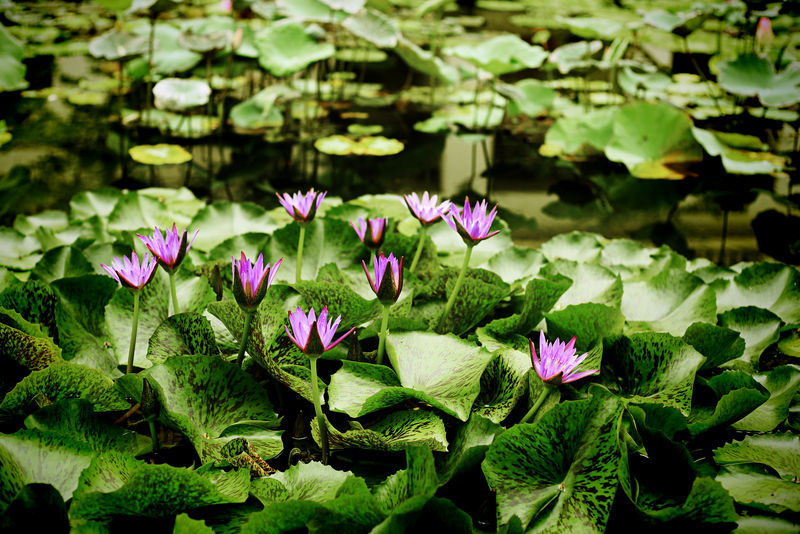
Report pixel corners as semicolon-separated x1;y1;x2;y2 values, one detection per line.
377;303;390;366
148;419;159;453
296;225;306;283
410;226;427;274
520;385;554;424
168;271;180;315
126;291;140;374
309;356;329;464
236;311;255;368
441;245;473;328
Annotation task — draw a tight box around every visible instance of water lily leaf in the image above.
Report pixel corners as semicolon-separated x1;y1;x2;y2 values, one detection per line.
70;459;250;520
275;0;347;22
131;23;202;74
714;263;800;324
88;29;148;61
174;513;214;534
435;271;510;335
0;362;128;418
545;303;625;352
542;261;622;309
415;103;506;132
0;24;28;91
314;134;404;156
547;39;602;75
268;217;364;283
539;107;616;159
604;101;703;179
717;306;781;368
0;228;41;270
394;36;458;85
505;79;555;117
483;246;546;285
683;322;744;370
714;434;800;481
0;281;56;337
717;465;800;514
270;461;364;502
447;34;547;76
209;233;272;263
69;188;123;222
229;87;288;131
482;390;623;531
373;445;439;513
631;475;738;525
436;414;503;484
51;275;118;377
189;201;278;252
691;127;785;175
146;312;220;365
617;66;671;96
105;270;214;370
718;54;800;108
254;20;335;77
242;495;385;534
0;483;69;532
24;399;150;456
134;109;220;138
687;371;769;437
472;347;531;424
30;246;94;283
735;516;800;533
484;274;570;340
0;306;47;339
153;78;211;111
0;322;62;372
733;366;800;432
603;332;705;415
144;355;282;463
622;268;716;336
295;280;382;331
129;144;192;165
13;210;69;236
0;429;95;510
312;409;448;452
539;231;603;263
341;8;399;48
108;188;202;232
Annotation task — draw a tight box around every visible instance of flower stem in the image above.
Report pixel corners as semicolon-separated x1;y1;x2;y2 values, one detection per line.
126;291;140;374
168;271;180;314
520;385;554;424
309;356;329;464
441;245;473;326
236;310;255;368
148;419;159;453
410;226;426;274
377;303;390;366
296;225;306;283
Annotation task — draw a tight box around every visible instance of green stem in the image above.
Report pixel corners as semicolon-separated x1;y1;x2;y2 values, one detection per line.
296;225;306;283
309;356;329;464
377;303;390;366
168;271;180;315
148;419;159;453
126;291;140;374
410;226;426;274
520;385;554;424
236;311;255;368
441;245;473;324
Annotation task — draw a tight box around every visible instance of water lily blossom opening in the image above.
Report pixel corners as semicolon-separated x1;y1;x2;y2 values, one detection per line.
277;188;326;283
231;252;282;367
520;331;599;424
363;253;403;366
101;251;159;374
351;217;388;250
440;197;501;330
137;224;198;314
284;306;355;464
403;192;449;273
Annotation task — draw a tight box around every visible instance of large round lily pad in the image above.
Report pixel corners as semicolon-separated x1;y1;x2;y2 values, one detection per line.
129;144;192;165
153;78;211;111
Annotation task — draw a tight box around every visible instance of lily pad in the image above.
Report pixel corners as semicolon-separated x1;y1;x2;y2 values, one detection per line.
714;434;800;480
717;54;800;108
131;23;202;74
446;34;548;76
311;409;448;452
87;29;148;61
472;347;531;424
254;20;335;77
129;144;192;165
714;263;800;324
0;228;41;271
314;135;404;156
146;312;220;365
394;36;458;85
717;306;781;369
0;25;28;91
189;201;278;252
539;107;617;160
733;366;800;432
687;371;769;437
717;465;800;514
341;8;400;48
153;78;211;111
691;127;785;175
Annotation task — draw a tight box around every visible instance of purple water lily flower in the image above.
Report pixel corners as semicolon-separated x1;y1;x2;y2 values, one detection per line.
531;330;599;386
101;252;158;290
363;253;403;304
444;197;501;246
137;224;198;273
232;252;282;312
351;217;388;249
285;306;355;356
277;189;326;225
403;192;450;226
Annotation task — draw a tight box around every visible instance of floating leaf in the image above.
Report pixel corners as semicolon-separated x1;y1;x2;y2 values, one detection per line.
131;23;202;74
545;303;625;351
254;20;335;77
715;264;800;324
87;29;148;61
107;188;203;232
0;322;62;372
312;409;448;452
447;34;547;76
733;366;800;432
539;232;603;263
153;78;211;111
691;127;785;175
69;188;123;222
539;107;617;160
687;371;769;436
717;465;800;514
543;261;622;309
0;228;41;271
0;24;29;91
472;347;531;424
714;434;800;480
341;8;400;48
718;54;800;108
190;201;278;252
717;306;781;368
683;322;744;370
482;391;623;531
483;246;546;285
129;144;192;165
314;135;404;156
30;246;94;283
146;313;220;365
394;36;457;85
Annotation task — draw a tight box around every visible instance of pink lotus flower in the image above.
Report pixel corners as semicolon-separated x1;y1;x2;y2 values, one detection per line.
363;253;403;304
351;217;387;249
232;252;282;311
403;192;450;226
444;197;500;246
277;189;327;225
101;252;158;290
756;17;774;50
531;331;599;386
284;306;355;356
137;224;198;273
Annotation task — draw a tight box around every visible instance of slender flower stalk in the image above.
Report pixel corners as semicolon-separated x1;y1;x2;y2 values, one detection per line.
363;253;403;365
277;189;326;283
351;217;388;251
284;306;355;464
440;197;500;326
101;252;158;373
403;192;450;273
137;224;198;314
520;331;599;424
232;253;282;367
